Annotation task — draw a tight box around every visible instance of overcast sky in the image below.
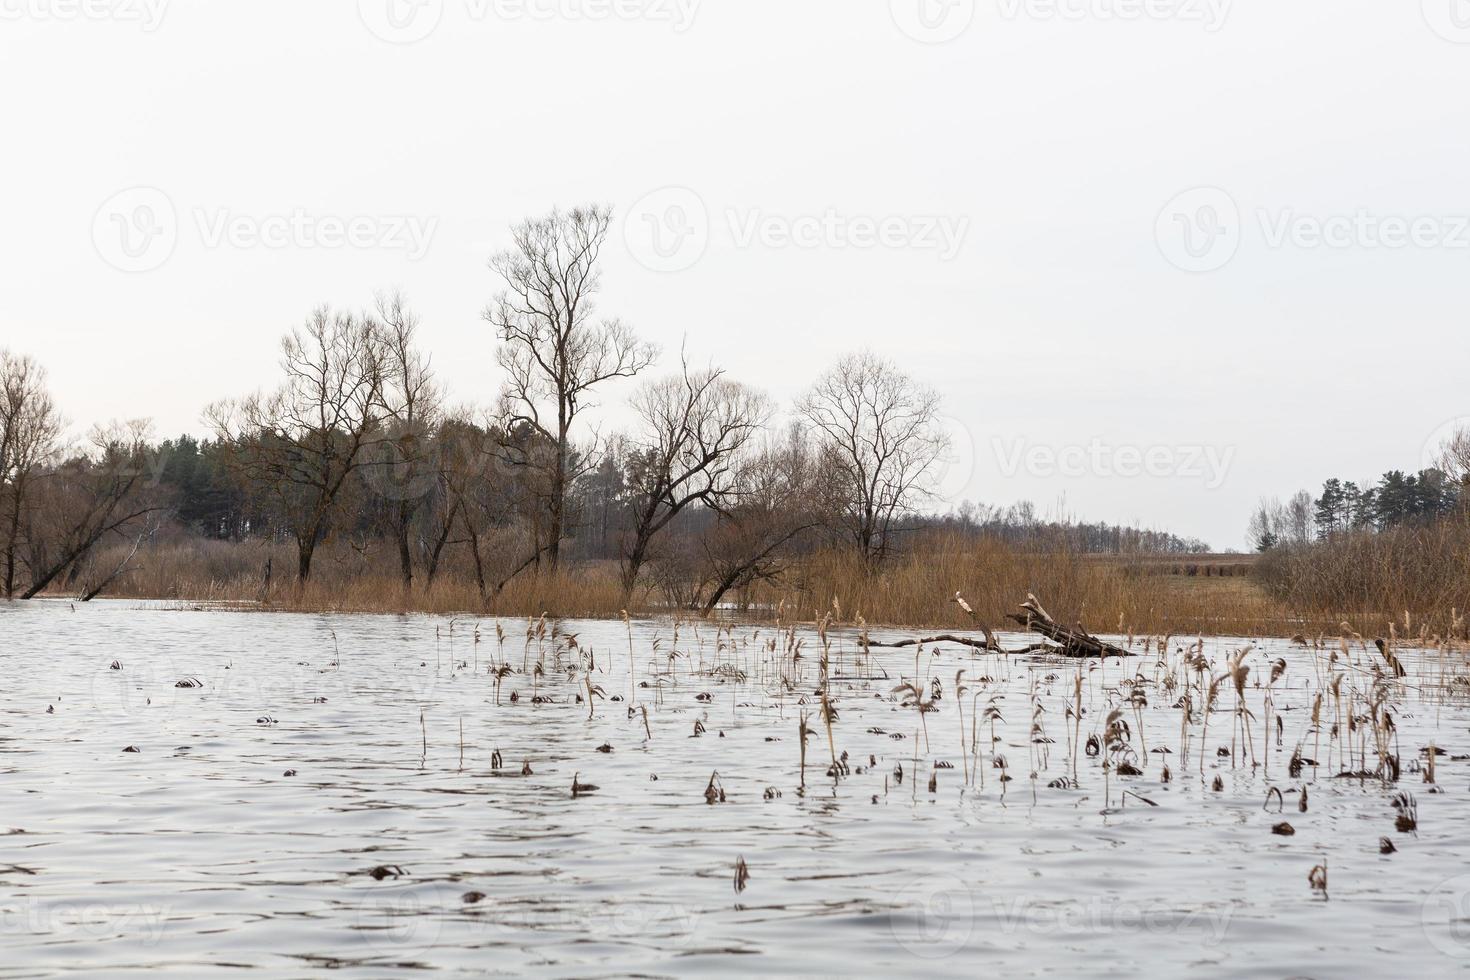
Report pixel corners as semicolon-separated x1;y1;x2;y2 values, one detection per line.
3;0;1468;549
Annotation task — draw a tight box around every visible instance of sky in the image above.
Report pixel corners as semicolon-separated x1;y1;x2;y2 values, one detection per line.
2;0;1468;550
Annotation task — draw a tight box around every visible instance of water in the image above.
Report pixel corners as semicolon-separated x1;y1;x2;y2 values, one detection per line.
2;600;1468;977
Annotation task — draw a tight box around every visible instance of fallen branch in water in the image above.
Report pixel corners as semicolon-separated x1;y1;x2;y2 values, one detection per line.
868;633;1056;656
1005;594;1133;658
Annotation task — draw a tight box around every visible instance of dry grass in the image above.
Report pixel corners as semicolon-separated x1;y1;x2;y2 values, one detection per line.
752;533;1314;636
1256;513;1470;636
47;527;1425;636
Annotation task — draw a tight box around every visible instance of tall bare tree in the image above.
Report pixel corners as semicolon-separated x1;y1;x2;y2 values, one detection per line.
370;292;440;589
620;360;769;592
0;351;62;597
797;351;948;567
209;306;387;585
485;204;656;573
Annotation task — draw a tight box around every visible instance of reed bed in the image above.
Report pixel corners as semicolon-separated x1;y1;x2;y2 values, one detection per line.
47;529;1428;637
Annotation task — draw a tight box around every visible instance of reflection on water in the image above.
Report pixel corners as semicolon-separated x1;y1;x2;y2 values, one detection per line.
1;599;1469;977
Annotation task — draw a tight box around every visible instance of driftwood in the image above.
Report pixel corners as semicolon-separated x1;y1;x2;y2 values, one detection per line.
869;632;1055;656
870;594;1133;659
1005;595;1133;659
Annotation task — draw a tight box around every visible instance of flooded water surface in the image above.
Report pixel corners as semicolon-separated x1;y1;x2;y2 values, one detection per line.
2;600;1469;977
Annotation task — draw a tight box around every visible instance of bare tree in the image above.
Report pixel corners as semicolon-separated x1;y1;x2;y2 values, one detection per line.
370;292;440;589
695;424;819;615
1247;496;1290;551
1284;489;1314;545
209;306;387;585
21;421;162;599
797;351;948;566
484;204;657;574
1439;424;1470;486
619;360;769;593
0;351;62;597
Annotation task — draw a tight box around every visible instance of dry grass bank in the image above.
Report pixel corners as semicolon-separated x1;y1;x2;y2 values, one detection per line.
752;537;1321;636
1256;514;1470;637
49;530;1433;637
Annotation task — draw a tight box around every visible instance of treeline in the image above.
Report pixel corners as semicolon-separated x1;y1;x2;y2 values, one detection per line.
1249;436;1470;632
938;500;1211;555
2;204;1208;612
1248;467;1464;551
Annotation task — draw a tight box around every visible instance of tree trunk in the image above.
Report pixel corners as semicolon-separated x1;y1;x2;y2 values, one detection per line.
395;502;414;589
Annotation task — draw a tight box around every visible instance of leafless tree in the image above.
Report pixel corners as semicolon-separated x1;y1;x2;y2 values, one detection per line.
370;292;440;589
0;351;63;597
209;306;387;585
797;351;948;567
619;359;769;593
21;421;162;599
1439;425;1470;486
484;204;657;574
695;424;819;615
1284;489;1314;545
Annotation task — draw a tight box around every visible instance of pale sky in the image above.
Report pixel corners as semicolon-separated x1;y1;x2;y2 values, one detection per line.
3;0;1468;549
